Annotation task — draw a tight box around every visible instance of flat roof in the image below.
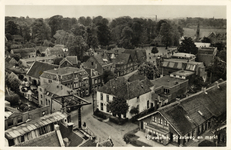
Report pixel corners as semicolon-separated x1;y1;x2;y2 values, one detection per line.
151;75;188;88
171;70;194;77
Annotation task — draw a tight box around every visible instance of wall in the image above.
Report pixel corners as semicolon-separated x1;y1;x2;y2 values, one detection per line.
97;92;114;113
5;106;50;130
52;100;63;113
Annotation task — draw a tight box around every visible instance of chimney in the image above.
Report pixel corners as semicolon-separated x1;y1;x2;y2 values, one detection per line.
215;81;220;88
67;122;74;132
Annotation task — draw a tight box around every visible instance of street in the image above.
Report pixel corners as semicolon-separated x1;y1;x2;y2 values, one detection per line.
70;94;138;147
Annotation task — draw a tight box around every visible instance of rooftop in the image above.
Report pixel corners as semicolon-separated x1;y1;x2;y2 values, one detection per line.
98;77;153;100
20;55;56;62
151;75;188;88
171;70;194;77
60;56;78;66
138;81;226;136
44;67;87;76
14;131;60;147
172;53;195;58
26;61;58;78
5;111;67;140
115;53;130;64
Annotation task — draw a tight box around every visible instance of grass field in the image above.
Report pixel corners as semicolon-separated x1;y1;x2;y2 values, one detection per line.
183;28;226;38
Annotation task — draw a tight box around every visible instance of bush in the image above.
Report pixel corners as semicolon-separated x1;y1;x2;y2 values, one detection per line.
94;109;107;119
5;94;20;106
109;116;128;125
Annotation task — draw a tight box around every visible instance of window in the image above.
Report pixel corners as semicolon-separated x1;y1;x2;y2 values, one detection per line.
107;104;109;112
137;96;140;102
100;93;103;100
101;103;104;111
21;136;25;142
48;80;52;83
106;95;109;102
40;88;42;92
48;100;50;106
158;118;160;124
46;99;48;105
147;100;149;109
41;100;43;105
154;116;157;122
160;119;163;124
40;94;43;98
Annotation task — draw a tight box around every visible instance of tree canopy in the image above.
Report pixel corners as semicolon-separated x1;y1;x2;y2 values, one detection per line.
177;37;198;55
138;62;160;80
108;97;129;118
151;46;159;54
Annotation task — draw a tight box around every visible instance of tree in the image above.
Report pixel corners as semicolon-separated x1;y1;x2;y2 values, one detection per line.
5;20;19;35
130;106;139;115
102;70;115;84
119;26;133;49
159;23;173;49
108;97;129;118
151;46;159;54
97;23;111;46
31;19;51;44
178;37;198;55
201;37;211;43
138;62;160;80
48;15;63;37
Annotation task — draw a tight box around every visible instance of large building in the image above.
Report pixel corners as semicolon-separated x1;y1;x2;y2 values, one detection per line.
151;74;189;107
40;67;90;97
138;81;226;146
161;59;206;78
97;76;154;119
11;48;36;59
26;61;59;86
197;47;218;67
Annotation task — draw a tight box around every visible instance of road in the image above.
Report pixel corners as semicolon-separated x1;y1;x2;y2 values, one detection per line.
70;94;137;147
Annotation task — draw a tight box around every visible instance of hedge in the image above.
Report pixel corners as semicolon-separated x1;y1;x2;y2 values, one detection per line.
94;109;108;119
109;116;128;125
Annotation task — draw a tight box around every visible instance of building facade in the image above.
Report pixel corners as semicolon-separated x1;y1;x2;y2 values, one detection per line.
138;81;226;146
40;67;90;97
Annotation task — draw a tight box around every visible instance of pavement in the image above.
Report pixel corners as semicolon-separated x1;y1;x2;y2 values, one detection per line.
70;94;138;147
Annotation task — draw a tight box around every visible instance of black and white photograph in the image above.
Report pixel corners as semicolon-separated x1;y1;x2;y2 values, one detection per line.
2;0;228;148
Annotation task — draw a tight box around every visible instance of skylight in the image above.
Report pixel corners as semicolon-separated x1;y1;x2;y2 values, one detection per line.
198;110;203;116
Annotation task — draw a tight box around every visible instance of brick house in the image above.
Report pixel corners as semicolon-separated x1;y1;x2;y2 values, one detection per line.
40;67;90;97
85;68;102;92
97;76;155;119
138;81;226;146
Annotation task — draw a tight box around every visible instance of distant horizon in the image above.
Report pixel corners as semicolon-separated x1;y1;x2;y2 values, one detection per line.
5;5;226;20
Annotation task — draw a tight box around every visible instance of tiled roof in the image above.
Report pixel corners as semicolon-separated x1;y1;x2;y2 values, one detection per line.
94;54;111;66
115;53;130;64
20;55;56;62
14;131;60;147
151;75;188;88
60;56;78;66
98;77;153;99
123;49;137;60
5;111;67;140
26;61;58;79
47;47;65;56
43;67;87;76
139;81;226;136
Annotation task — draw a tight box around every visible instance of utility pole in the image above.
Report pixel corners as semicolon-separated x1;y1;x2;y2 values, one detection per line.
92;88;95;114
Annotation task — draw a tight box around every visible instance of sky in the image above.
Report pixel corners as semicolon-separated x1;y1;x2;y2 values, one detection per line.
5;5;226;19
